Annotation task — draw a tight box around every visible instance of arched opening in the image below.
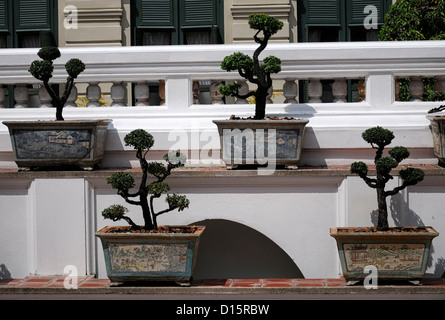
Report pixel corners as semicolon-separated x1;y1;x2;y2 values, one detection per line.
192;219;304;279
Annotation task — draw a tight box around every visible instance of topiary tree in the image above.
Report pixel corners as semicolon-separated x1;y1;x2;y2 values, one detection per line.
351;127;425;231
102;129;190;231
378;0;445;101
218;13;283;120
378;0;445;41
29;46;85;121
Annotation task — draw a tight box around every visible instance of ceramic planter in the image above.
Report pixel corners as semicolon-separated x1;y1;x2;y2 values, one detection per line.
96;225;205;286
3;119;112;170
330;227;439;285
213;119;309;169
426;114;445;166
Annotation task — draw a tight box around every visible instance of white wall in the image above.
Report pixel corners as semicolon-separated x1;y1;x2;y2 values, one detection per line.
1;171;444;280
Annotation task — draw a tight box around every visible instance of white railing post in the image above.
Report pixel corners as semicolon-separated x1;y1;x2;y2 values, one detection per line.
366;73;394;108
165;76;192;112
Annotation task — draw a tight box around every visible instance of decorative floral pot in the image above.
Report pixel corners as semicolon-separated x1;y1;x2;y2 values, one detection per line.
426;114;445;166
330;227;439;285
213;119;309;169
96;225;205;286
3;119;112;170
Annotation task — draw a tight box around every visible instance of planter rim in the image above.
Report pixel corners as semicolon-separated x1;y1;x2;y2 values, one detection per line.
330;226;439;238
213;119;309;125
96;225;205;239
3;119;112;127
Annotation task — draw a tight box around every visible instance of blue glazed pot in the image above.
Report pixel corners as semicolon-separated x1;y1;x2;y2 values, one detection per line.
330;226;439;285
96;225;205;286
3;119;112;170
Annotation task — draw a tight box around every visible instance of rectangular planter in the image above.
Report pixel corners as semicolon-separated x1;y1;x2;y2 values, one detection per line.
3;119;112;170
96;226;205;285
426;114;445;166
330;227;439;284
213;119;309;169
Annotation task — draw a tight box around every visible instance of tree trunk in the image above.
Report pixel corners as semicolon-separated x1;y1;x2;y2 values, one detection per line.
376;187;389;231
140;195;154;230
255;90;267;120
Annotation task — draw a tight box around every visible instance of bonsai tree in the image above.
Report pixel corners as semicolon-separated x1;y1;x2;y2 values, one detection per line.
102;129;190;231
29;46;85;121
378;0;445;101
350;127;425;231
218;13;283;120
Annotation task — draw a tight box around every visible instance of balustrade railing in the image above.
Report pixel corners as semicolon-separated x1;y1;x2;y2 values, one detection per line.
0;41;444;110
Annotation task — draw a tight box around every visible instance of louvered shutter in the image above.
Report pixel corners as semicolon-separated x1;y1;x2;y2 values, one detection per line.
180;0;222;44
181;0;217;27
14;0;51;31
138;0;176;28
307;0;341;25
0;0;9;32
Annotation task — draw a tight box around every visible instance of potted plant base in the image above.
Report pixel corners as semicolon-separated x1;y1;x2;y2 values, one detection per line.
3;119;112;170
330;226;439;285
213;118;309;169
96;225;205;286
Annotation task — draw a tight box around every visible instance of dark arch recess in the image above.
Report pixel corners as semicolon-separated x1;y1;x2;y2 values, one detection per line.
191;219;304;280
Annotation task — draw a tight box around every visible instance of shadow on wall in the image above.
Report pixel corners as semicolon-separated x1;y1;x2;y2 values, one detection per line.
192;219;304;280
0;264;11;279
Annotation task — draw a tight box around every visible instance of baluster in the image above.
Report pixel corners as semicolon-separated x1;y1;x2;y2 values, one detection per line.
87;82;101;107
266;86;273;104
332;78;347;103
111;82;125;106
409;77;424;101
193;81;200;104
134;81;149;106
283;79;298;104
159;80;165;106
64;85;78;107
0;86;6;108
236;80;248;104
210;80;224;104
14;85;28;108
434;75;445;93
38;85;52;108
308;79;322;103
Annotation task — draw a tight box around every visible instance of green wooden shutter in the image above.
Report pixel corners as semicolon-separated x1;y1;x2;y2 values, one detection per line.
138;0;176;28
348;0;387;26
14;0;51;31
0;0;9;32
306;0;341;25
181;0;217;27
